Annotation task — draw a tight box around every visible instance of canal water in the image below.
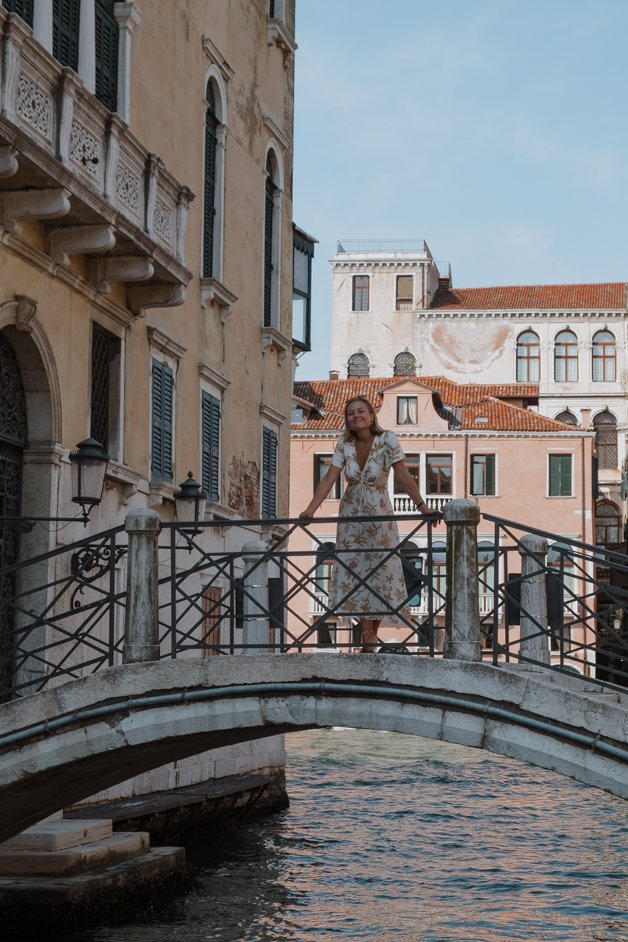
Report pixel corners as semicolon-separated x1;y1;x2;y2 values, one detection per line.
79;728;627;942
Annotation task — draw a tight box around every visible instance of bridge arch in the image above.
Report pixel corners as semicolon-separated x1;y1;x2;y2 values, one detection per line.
0;654;626;842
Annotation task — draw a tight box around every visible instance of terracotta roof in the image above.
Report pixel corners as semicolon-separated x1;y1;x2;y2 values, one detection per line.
430;283;627;311
292;377;572;434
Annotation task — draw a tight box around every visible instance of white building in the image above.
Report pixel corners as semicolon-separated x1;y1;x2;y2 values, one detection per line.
329;241;627;528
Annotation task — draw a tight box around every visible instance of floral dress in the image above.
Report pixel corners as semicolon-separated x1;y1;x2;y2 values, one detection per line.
328;430;409;621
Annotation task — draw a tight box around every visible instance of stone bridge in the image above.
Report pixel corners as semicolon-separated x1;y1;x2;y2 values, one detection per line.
1;653;627;844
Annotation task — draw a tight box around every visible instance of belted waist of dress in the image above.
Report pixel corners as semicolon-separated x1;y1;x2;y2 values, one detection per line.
346;481;387;490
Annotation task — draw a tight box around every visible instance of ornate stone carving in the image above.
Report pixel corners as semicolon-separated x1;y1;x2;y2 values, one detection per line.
70;122;100;177
115;162;141;213
153;198;172;244
16;72;51;138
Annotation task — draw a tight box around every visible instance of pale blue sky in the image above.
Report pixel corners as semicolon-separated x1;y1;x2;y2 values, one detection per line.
291;0;628;380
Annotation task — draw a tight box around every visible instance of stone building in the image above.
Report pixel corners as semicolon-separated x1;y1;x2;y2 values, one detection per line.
328;241;626;538
0;1;312;802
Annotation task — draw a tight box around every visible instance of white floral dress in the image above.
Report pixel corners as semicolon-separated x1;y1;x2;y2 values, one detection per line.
328;430;409;621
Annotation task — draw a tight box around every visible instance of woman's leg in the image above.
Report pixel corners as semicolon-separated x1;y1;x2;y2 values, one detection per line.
359;618;381;652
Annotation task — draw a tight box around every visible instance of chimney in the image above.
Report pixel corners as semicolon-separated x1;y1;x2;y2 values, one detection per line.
580;408;591;429
329;370;340;381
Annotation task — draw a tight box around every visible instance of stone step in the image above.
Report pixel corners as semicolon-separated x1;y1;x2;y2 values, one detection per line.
0;831;150;876
0;818;113;852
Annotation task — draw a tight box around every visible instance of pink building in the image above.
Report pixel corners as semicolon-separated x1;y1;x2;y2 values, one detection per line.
289;376;595;659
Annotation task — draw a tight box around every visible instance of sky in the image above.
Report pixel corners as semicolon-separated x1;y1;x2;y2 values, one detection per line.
291;0;628;381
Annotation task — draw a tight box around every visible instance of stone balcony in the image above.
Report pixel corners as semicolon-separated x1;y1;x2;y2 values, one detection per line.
0;10;193;318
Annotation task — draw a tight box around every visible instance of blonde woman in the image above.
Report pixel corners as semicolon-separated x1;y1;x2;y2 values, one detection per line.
300;396;438;652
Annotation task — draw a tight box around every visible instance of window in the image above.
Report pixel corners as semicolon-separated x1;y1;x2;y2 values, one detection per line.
262;426;278;518
95;0;119;111
548;454;572;496
314;455;342;499
263;151;281;328
397;396;418;425
2;1;33;25
478;542;496;622
347;352;369;378
151;359;174;482
53;0;80;70
352;275;369;311
314;542;335;596
393;351;417;377
201;391;220;502
395;275;413;310
394;454;419;495
399;541;423;609
90;325;121;460
516;330;540;382
202;82;219;279
592;330;616;382
426;454;452;495
470;455;496;496
317;623;336;647
555;410;578;426
596;501;621;546
593;410;618;469
429;540;447;608
293;226;315;350
554;329;578;382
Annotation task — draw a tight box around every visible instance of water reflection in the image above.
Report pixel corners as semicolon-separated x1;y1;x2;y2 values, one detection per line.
76;729;627;942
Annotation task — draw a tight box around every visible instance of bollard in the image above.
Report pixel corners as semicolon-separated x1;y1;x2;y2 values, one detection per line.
123;508;161;663
241;539;269;653
518;534;551;667
443;499;482;661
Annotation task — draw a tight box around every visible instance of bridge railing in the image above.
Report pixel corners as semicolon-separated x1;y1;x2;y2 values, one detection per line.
1;502;627;699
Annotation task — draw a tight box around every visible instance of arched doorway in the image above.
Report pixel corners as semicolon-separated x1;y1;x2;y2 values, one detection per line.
0;332;28;695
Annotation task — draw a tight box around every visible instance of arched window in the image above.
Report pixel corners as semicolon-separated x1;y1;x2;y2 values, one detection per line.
393;351;417;377
593;410;618;469
595;501;621;547
555;409;578;426
263;149;281;328
592;330;616;382
347;352;370;378
202;81;219;278
516;330;540;382
554;329;578;382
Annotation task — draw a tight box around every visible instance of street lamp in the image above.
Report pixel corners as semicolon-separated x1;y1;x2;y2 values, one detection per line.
69;437;109;523
174;471;206;531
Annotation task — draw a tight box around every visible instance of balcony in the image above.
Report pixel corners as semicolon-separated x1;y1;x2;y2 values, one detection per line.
393;495;450;514
0;11;193;318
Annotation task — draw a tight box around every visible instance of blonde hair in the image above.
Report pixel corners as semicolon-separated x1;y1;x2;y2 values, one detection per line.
343;396;385;442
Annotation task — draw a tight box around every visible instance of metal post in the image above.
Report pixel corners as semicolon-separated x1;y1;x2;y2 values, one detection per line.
443;499;482;661
123;508;161;663
241;539;269;652
518;534;551;667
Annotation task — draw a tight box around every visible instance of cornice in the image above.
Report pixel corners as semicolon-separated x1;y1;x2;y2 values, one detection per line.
418;309;626;320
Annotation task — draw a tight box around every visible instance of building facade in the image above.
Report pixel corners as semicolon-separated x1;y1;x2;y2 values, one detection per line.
0;1;311;800
329;242;627;533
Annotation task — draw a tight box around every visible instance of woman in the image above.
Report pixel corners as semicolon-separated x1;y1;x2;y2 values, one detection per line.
299;396;439;652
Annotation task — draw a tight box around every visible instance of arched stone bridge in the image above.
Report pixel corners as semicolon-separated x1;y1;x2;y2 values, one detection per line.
1;653;627;843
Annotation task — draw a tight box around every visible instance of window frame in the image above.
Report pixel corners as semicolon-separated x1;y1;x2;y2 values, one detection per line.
516;330;540;382
592;329;616;382
426;453;453;495
150;358;175;483
396;395;418;425
201;389;221;503
553;329;578;382
261;425;279;518
313;454;342;500
548;453;573;497
395;274;413;311
351;275;369;312
90;323;121;461
470;454;496;497
347;352;370;378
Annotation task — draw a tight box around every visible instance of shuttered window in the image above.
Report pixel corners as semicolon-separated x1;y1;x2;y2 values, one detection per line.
53;0;80;70
263;174;275;327
2;1;33;25
151;359;174;482
95;0;118;111
548;454;572;497
201;391;220;502
90;326;120;456
203;86;218;278
262;427;278;518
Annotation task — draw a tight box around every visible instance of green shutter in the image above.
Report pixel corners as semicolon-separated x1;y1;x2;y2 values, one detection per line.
202;111;218;278
2;1;34;25
263;177;275;327
151;359;173;482
262;427;277;518
95;0;118;111
201;392;220;501
53;0;80;70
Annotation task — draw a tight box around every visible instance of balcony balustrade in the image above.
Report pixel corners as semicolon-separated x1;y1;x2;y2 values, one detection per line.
0;10;193;316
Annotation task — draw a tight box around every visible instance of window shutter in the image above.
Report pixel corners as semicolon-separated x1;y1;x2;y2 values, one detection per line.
262;427;277;518
95;0;119;111
53;0;80;70
202;112;218;278
2;0;34;25
201;391;220;502
151;359;174;482
263;177;275;327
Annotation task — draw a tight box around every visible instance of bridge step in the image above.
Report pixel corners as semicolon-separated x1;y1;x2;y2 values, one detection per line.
0;818;113;853
0;830;150;876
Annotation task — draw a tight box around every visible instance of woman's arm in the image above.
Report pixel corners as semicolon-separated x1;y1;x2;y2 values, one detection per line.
392;459;440;515
299;464;342;518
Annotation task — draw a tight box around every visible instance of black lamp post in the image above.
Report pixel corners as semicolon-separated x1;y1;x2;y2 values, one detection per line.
174;471;207;532
69;437;110;523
